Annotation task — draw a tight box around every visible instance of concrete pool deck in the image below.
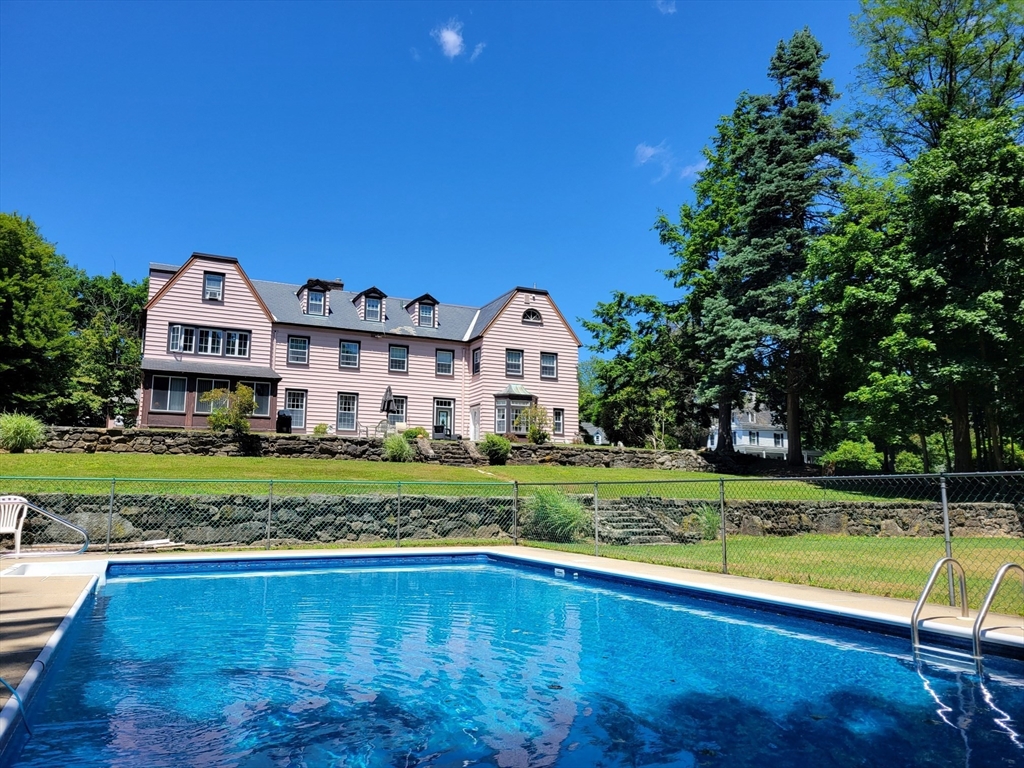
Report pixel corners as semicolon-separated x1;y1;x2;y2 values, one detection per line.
2;545;1023;712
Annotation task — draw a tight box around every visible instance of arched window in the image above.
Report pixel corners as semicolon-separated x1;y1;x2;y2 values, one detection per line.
522;308;542;324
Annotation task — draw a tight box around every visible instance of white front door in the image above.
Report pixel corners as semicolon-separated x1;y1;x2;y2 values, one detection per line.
469;406;480;441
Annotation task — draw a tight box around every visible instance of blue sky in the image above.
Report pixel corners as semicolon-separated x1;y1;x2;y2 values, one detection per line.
1;0;861;348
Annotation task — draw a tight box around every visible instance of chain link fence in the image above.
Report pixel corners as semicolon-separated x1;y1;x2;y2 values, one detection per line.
1;472;1021;615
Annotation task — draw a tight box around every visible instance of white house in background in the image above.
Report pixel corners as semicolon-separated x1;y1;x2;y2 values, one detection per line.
707;401;823;463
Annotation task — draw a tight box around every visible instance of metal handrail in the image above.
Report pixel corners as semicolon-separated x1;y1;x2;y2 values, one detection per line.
0;501;89;558
911;556;969;652
972;563;1024;665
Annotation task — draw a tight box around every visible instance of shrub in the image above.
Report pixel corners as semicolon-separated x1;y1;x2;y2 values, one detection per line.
695;502;721;540
0;412;46;452
524;487;591;543
480;433;511;465
202;385;255;434
313;423;329;437
894;450;924;474
514;405;550;444
383;433;414;462
403;426;429;443
820;439;883;473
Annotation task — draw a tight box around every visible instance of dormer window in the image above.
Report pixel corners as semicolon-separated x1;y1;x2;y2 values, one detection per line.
522;308;542;324
419;303;434;327
366;297;381;321
204;273;224;301
307;290;324;316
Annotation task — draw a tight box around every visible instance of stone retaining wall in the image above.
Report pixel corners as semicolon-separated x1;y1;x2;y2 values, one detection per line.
32;427;712;472
13;491;1021;551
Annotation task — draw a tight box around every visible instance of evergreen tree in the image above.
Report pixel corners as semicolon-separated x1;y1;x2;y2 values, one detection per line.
713;29;853;466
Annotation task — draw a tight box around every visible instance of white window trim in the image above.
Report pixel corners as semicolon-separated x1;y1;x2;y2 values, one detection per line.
225;331;250;358
553;408;564;434
540;352;558;379
204;273;224;301
339;340;360;369
389;345;408;372
150;376;187;413
472;348;481;375
238;380;271;417
522;308;543;324
387;396;407;426
435;349;454;376
505;349;523;377
307;290;325;316
337;393;358;432
288;336;310;365
195;378;230;414
495;405;507;434
284;389;307;429
365;297;381;322
419;303;434;327
169;324;182;352
197;328;223;356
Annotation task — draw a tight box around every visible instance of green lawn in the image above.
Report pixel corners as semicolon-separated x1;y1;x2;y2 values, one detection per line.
525;535;1024;616
0;453;895;501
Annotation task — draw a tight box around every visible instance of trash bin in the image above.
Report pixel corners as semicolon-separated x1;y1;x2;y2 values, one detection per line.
276;410;292;434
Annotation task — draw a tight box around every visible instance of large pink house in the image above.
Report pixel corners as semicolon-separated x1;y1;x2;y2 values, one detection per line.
140;253;582;441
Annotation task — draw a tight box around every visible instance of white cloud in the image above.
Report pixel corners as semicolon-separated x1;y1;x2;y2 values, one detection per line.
432;18;465;59
653;0;677;14
634;141;668;166
680;159;709;178
470;42;486;62
410;47;421;61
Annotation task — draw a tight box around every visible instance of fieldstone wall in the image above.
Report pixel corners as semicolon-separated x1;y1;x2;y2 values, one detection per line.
11;491;1021;552
31;427;713;472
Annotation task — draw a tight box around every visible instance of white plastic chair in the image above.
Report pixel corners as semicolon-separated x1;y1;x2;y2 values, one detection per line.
0;495;29;556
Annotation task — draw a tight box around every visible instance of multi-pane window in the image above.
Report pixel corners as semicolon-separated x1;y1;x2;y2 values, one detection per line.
197;329;223;356
195;378;230;413
150;376;186;412
238;381;271;417
419;303;434;327
540;352;557;379
389;345;408;372
225;331;249;357
339;341;360;368
337;393;358;431
750;431;760;445
435;349;453;376
495;400;507;433
511;404;527;434
307;290;324;316
169;325;182;352
204;273;224;301
288;336;309;364
180;327;195;353
522;308;542;324
284;390;306;429
505;349;523;376
553;408;564;434
365;297;381;321
774;433;784;447
472;348;481;375
387;396;407;427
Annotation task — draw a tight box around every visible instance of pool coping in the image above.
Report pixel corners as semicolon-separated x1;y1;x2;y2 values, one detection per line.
2;546;1022;753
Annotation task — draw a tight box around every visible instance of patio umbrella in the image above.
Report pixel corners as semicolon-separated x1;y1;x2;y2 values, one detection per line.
380;386;397;414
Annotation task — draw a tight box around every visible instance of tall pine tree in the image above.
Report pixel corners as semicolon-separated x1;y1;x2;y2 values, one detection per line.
712;28;853;466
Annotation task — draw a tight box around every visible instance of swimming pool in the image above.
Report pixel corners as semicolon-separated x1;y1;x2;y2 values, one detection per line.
2;553;1022;767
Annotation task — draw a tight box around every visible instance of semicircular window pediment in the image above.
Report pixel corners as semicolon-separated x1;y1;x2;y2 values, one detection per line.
522;308;542;324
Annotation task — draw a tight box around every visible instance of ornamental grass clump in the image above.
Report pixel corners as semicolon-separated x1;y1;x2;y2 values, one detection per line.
524;487;591;543
0;412;46;452
695;502;721;541
383;433;414;462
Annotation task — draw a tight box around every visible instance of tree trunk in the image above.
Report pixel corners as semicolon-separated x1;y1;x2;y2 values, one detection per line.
716;395;734;454
786;364;802;468
950;384;972;472
985;401;1003;470
919;429;931;474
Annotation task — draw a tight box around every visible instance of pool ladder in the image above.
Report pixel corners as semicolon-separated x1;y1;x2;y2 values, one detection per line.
911;557;1024;675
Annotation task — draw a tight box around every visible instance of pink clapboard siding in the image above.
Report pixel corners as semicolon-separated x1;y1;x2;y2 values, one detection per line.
144;257;274;366
147;268;176;301
472;292;579;440
273;327;466;434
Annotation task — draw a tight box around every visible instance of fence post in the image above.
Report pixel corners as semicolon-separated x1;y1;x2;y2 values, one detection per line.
105;478;116;553
593;482;600;557
264;480;273;550
719;477;727;574
512;482;519;546
940;474;954;605
396;482;402;547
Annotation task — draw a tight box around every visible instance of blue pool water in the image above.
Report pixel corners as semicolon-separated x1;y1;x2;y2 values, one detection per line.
3;556;1023;767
